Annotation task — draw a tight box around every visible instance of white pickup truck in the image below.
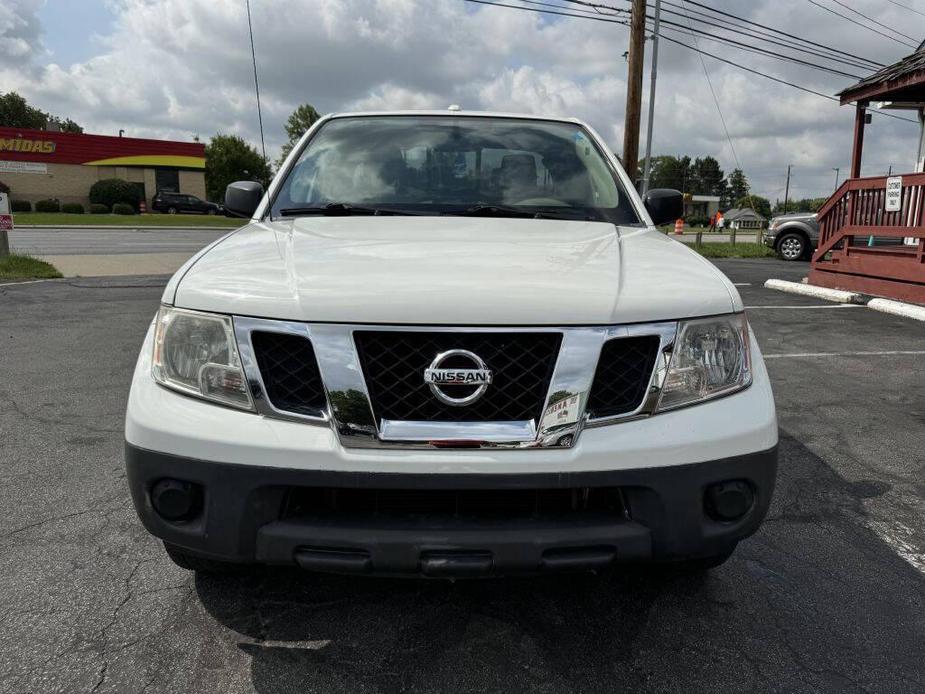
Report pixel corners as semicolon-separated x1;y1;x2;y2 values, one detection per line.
125;110;778;577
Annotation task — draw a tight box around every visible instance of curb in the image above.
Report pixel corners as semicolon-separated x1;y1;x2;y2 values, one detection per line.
763;279;865;304
867;298;925;322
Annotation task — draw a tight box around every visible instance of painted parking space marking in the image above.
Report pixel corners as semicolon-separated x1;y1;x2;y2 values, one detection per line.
764;350;925;359
745;304;861;310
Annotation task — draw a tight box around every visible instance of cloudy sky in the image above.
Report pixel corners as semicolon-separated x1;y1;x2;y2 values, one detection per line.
2;0;924;201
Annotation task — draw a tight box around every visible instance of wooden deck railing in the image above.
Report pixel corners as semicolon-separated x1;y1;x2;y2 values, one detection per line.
810;173;925;304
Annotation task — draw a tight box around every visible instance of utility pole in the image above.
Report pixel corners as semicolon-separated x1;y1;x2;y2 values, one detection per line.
623;0;647;188
641;0;661;195
832;167;840;191
783;165;791;213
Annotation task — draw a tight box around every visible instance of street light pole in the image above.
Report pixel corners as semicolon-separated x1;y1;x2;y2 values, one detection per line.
832;167;840;191
641;0;662;195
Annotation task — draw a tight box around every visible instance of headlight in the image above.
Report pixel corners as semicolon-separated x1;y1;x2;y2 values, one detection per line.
152;306;253;410
657;313;751;411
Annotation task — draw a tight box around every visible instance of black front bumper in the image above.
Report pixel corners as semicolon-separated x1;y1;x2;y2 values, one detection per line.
125;443;777;576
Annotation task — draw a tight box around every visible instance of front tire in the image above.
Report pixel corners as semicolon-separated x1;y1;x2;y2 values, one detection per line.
776;232;807;261
163;542;249;574
206;208;216;215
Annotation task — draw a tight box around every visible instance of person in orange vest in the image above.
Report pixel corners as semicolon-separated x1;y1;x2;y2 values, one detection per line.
716;210;725;231
709;211;717;232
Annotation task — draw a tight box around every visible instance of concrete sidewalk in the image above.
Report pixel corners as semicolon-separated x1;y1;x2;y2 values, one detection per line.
38;253;191;277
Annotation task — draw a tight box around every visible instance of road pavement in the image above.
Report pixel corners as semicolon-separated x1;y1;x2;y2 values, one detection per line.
2;260;924;693
9;228;230;255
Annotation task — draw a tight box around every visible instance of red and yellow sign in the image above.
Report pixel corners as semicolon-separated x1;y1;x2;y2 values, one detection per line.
0;137;56;154
0;127;204;169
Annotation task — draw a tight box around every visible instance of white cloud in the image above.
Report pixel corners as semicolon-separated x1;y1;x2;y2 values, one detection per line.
0;0;922;200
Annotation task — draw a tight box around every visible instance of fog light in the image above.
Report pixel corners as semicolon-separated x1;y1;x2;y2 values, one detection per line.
705;480;754;522
151;478;201;521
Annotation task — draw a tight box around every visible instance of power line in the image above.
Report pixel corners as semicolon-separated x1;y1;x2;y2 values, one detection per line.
882;0;925;20
652;2;882;71
677;0;758;214
827;0;918;43
561;0;886;68
805;0;917;49
652;16;863;78
650;0;884;70
459;0;919;124
245;0;268;181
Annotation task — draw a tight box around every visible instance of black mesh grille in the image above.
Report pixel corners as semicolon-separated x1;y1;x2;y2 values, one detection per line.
251;331;327;416
354;331;562;423
587;336;660;419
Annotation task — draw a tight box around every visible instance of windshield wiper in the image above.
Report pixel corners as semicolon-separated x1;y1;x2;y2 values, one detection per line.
447;204;599;221
447;204;539;219
279;202;420;217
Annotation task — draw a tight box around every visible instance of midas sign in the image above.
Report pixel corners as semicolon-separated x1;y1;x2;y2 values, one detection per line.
0;137;56;154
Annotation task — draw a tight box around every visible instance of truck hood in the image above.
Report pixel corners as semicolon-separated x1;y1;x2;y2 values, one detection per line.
169;217;741;325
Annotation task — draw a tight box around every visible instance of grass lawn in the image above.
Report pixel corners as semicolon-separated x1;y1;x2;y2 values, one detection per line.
684;242;776;259
12;212;242;228
0;254;63;281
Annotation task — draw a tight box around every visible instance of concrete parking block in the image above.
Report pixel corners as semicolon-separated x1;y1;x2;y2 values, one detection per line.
764;278;865;304
867;298;925;322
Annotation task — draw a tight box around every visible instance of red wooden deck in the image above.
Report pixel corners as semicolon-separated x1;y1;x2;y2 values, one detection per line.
809;173;925;305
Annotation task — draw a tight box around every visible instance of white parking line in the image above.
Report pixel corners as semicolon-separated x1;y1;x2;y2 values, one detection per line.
733;282;751;286
867;519;925;576
764;350;925;359
745;304;861;310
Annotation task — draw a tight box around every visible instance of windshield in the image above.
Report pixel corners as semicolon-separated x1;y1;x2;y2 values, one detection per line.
269;116;639;223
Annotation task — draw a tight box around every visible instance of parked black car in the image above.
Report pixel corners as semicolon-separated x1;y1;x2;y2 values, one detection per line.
764;212;819;261
152;191;222;215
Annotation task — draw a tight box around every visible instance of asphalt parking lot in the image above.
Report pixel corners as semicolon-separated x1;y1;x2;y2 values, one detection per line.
1;258;924;693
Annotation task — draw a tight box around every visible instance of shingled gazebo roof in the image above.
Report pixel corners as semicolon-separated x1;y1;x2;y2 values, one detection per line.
839;42;925;105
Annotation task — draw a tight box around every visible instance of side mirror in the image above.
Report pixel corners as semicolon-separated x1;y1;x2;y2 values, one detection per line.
643;188;684;226
224;181;264;218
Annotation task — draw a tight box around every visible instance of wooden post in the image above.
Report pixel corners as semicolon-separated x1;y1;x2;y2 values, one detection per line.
0;230;9;258
850;103;867;179
622;0;647;186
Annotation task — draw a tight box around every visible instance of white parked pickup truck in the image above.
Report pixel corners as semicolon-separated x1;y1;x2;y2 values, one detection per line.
125;111;778;577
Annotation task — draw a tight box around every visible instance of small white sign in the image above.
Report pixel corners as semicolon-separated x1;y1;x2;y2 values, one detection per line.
0;160;47;175
885;176;902;212
0;192;12;231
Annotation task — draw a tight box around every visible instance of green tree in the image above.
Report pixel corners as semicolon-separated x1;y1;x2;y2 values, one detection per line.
277;103;321;167
641;155;693;191
205;134;271;203
0;92;83;132
689;156;725;196
736;194;771;218
723;168;750;208
772;197;828;214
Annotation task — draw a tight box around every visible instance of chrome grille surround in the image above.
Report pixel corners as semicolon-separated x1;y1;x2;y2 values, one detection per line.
233;318;677;450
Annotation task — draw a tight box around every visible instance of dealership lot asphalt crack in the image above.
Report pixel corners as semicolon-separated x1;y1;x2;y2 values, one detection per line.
2;260;924;693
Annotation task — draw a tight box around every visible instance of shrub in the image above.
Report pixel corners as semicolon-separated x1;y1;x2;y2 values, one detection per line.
61;203;84;214
11;200;32;213
89;178;141;210
112;203;135;215
686;215;710;228
35;199;61;213
89;203;109;214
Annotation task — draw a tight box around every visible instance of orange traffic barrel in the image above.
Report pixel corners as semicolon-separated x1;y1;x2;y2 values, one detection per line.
674;218;684;235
